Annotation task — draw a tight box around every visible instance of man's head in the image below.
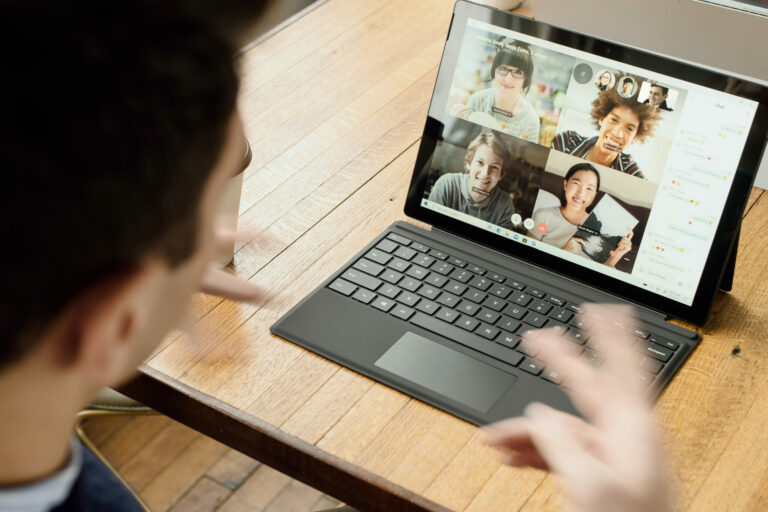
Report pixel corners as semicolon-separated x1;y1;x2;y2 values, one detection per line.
0;1;263;388
464;132;512;199
591;84;661;154
647;84;669;107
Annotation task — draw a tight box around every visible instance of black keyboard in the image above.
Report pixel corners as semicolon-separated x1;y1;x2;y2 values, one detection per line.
327;232;680;389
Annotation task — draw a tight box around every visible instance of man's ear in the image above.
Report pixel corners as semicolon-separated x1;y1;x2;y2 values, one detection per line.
58;262;166;386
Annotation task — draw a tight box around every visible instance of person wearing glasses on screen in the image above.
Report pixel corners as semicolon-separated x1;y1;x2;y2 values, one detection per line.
551;82;661;179
450;39;540;144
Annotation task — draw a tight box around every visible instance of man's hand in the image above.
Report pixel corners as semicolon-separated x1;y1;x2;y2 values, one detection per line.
482;304;670;512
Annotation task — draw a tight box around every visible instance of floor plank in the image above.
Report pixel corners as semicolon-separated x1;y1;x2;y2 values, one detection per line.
81;413;342;511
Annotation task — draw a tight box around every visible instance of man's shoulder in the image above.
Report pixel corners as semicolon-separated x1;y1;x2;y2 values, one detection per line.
53;445;143;512
552;130;585;150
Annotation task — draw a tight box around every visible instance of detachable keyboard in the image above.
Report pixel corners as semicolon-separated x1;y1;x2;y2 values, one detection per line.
327;231;682;391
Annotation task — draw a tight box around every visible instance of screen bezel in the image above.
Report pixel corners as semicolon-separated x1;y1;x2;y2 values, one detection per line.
403;0;768;326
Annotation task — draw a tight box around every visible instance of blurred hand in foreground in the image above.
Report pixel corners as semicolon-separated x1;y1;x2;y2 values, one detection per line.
482;304;670;512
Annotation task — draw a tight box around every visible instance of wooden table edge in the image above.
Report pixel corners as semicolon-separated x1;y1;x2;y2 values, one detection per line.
120;364;452;512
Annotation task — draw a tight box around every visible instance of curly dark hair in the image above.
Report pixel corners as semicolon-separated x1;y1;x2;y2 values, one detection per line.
590;75;662;143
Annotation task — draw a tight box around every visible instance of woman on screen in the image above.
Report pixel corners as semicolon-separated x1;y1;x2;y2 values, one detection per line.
529;163;632;268
450;39;540;144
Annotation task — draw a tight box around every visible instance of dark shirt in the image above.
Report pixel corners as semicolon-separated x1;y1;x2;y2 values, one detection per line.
53;444;143;512
551;130;645;179
643;98;673;111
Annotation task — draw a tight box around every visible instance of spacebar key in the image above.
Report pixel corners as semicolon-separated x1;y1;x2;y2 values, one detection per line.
410;313;523;367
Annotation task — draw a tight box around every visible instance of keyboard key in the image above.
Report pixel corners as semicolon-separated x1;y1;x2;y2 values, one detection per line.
527;288;545;299
632;328;650;339
436;292;460;308
482;296;506;312
516;340;539;357
522;312;547;328
406;265;429;280
546;295;566;307
341;269;381;291
456;315;480;331
397;292;420;306
530;299;552;315
387;258;410;272
400;277;421;292
649;334;680;351
329;278;357;296
489;283;512;299
450;268;472;283
415;299;440;315
394;246;417;261
445;280;468;295
435;308;459;323
429;248;448;260
511;291;532;307
467;264;486;275
542;368;563;385
380;269;403;285
390;304;415;321
352;289;376;304
566;303;582;314
354;258;384;277
410;313;523;367
469;275;492;291
475;323;500;340
376;239;398;253
582;347;603;366
505;278;525;290
496;331;520;349
546;320;568;336
424;273;448;288
413;254;436;268
641;342;673;362
549;307;573;323
365;248;392;266
503;304;526;320
448;256;467;267
570;330;588;345
477;308;501;324
417;284;441;299
518;324;538;336
411;242;430;252
378;284;401;299
519;358;543;376
386;233;412;246
463;289;487;304
497;316;521;333
487;272;506;283
371;297;395;312
431;261;455;276
457;301;480;316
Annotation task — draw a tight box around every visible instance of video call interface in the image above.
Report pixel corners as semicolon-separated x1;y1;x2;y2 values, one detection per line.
421;18;759;306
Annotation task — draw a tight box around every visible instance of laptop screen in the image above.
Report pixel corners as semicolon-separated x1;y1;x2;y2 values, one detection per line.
404;1;767;324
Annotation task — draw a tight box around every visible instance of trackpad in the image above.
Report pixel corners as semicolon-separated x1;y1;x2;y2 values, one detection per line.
375;332;517;413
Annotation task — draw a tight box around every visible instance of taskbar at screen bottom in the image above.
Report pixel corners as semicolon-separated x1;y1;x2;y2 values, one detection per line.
421;199;694;306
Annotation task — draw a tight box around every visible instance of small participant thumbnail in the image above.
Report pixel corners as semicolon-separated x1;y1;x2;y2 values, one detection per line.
637;81;678;111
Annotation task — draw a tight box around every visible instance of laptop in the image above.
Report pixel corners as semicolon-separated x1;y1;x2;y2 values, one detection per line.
271;0;768;424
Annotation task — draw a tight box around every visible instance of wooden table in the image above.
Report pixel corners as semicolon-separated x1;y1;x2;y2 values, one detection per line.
122;1;768;510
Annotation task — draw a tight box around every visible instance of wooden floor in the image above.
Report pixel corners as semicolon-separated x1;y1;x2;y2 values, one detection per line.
80;414;342;512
